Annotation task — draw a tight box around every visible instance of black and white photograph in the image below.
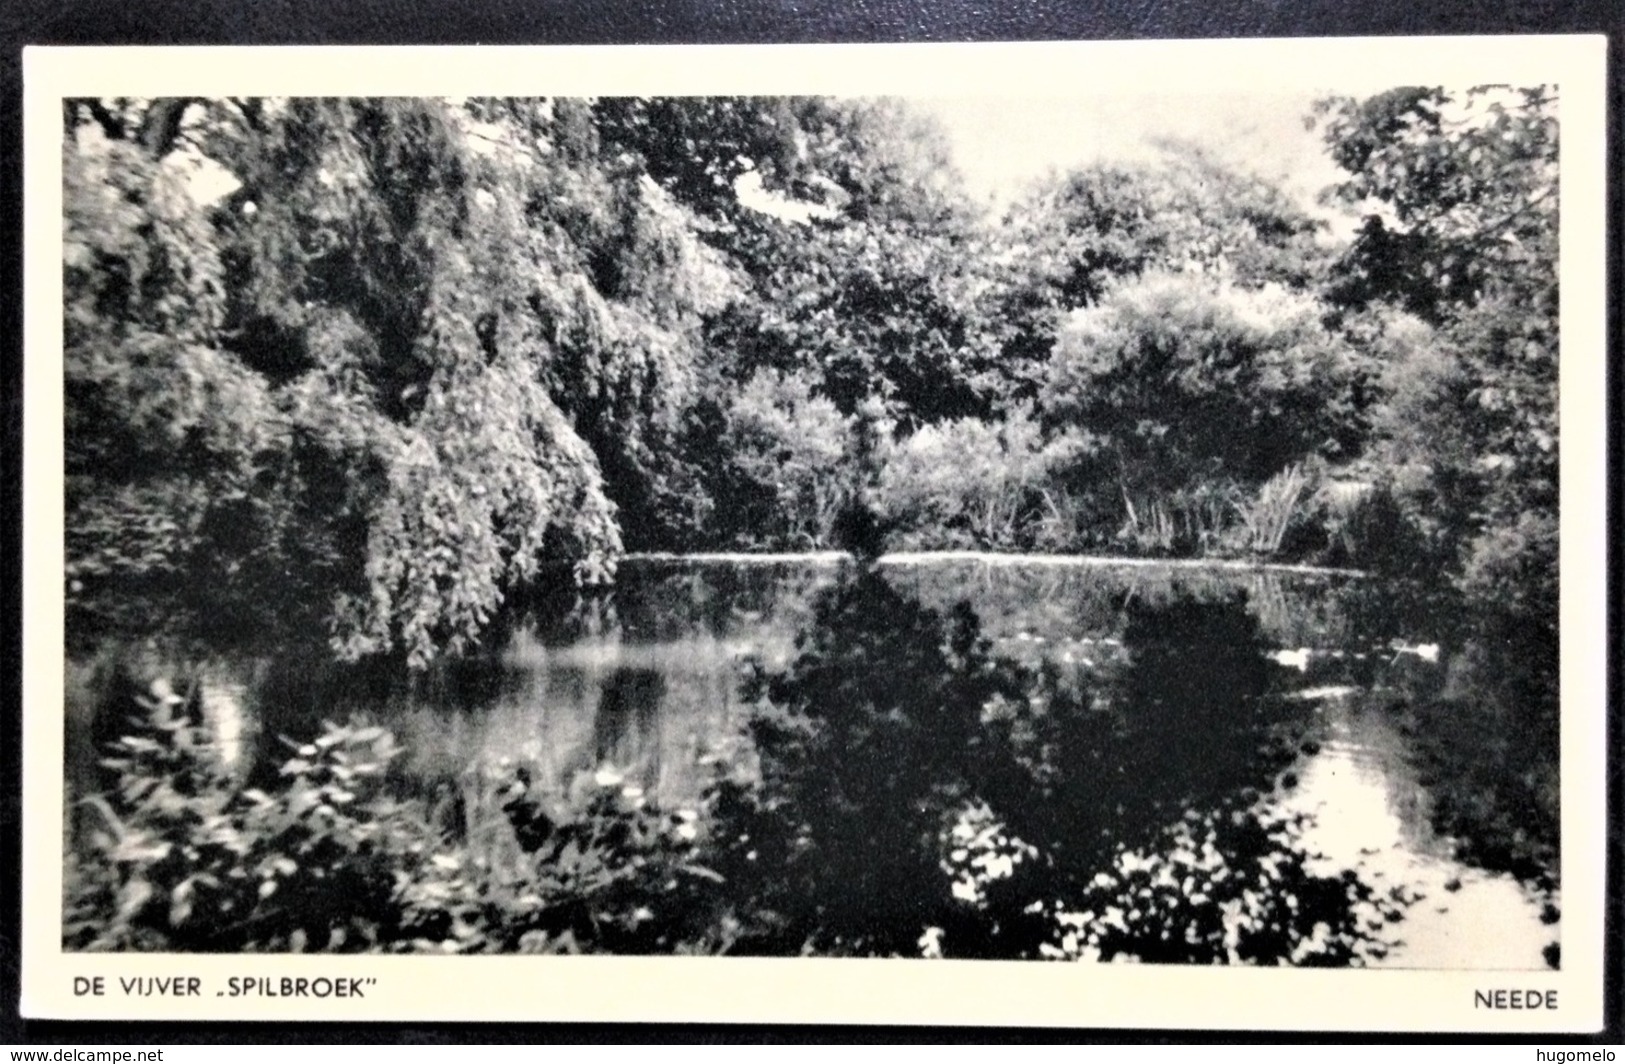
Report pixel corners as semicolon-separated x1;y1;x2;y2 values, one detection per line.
20;39;1608;1029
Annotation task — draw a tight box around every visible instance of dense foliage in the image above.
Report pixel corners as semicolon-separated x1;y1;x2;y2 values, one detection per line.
1312;86;1560;622
64;89;1564;960
67;691;718;953
64;88;1560;661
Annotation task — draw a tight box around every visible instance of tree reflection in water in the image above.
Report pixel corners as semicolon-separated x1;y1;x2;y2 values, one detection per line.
708;567;1403;962
707;568;1030;956
593;667;667;794
1327;579;1560;921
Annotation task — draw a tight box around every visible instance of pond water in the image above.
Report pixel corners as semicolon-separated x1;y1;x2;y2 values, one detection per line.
66;553;1559;967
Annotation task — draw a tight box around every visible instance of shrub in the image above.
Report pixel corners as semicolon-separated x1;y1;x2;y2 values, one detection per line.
1459;509;1558;625
65;686;723;954
66;692;430;952
875;407;1091;552
1235;463;1311;557
1320;477;1451;577
397;763;722;955
715;369;854;549
1036;809;1399;966
1044;273;1368;502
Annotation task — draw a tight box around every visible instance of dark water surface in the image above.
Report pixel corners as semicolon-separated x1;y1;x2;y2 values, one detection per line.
67;554;1558;967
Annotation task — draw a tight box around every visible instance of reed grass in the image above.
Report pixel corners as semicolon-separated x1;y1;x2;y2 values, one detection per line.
1237;464;1310;556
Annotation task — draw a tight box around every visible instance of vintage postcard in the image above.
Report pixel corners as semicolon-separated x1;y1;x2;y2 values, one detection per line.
20;37;1608;1030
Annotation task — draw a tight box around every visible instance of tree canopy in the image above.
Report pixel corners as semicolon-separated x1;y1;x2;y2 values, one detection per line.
1313;85;1559;618
63;87;1563;663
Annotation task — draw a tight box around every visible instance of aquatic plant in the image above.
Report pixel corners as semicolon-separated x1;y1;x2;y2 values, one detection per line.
1238;463;1310;556
65;686;721;955
66;689;427;951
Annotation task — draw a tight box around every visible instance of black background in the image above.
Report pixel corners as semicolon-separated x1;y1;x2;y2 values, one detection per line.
2;0;1619;1044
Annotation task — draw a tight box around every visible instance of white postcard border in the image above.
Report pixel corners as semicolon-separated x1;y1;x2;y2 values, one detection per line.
20;36;1610;1031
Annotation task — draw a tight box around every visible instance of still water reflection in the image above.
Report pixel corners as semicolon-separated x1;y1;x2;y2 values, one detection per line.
1279;688;1555;969
69;555;1559;967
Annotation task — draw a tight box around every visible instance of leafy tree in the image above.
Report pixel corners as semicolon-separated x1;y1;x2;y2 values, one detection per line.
712;369;853;549
687;98;1006;429
1040;271;1371;545
724;218;1005;425
989;146;1332;400
64;97;751;664
63;103;331;646
1315;86;1557;322
592;96;1012;549
592;96;809;219
1314;86;1558;618
791;96;973;229
216;98;636;664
